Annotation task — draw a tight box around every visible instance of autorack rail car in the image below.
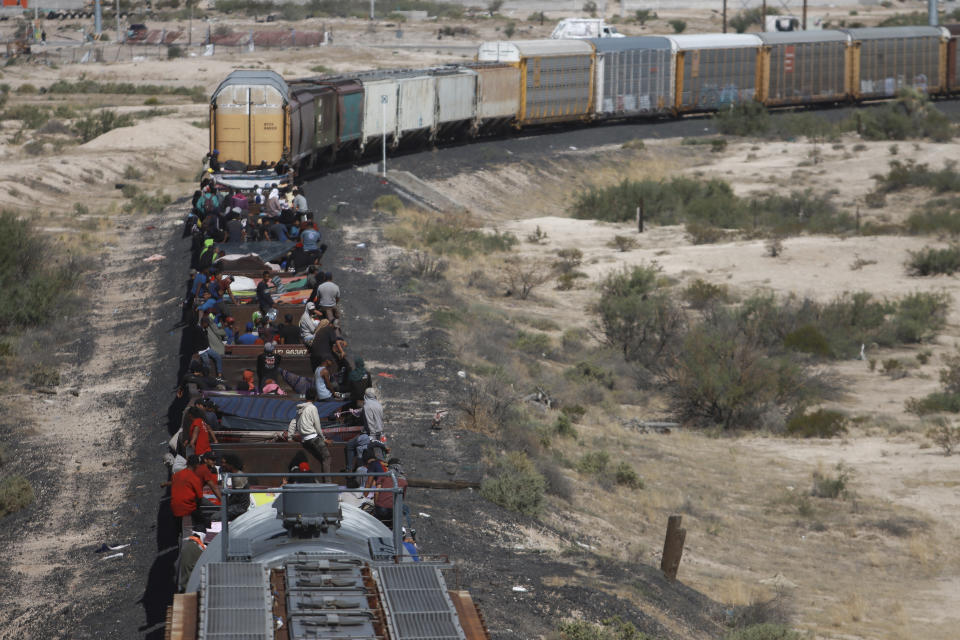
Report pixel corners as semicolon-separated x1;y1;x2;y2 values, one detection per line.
209;26;960;173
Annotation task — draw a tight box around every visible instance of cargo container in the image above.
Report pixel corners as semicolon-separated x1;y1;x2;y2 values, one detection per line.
210;70;289;169
590;36;675;118
843;26;949;99
477;39;594;126
434;67;478;138
397;73;436;139
470;62;521;131
757;31;851;106
667;34;763;113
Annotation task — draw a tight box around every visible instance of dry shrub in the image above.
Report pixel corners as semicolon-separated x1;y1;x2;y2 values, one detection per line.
479;451;546;516
0;475;34;518
502;257;554;300
455;376;518;436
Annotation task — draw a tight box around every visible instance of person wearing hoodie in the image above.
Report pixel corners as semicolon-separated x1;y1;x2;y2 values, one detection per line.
362;388;384;439
286;388;330;472
299;302;319;346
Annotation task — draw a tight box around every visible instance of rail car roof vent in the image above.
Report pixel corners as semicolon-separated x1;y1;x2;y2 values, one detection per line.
276;483;342;537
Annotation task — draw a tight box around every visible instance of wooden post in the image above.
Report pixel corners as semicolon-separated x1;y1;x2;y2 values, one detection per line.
761;0;766;30
637;199;644;233
722;0;727;33
855;206;860;234
660;515;686;580
802;0;807;30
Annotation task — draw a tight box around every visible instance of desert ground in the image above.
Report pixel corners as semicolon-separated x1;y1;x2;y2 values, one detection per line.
1;2;959;639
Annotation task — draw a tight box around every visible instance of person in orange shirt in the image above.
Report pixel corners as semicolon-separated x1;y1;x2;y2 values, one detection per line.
187;406;218;457
170;455;218;531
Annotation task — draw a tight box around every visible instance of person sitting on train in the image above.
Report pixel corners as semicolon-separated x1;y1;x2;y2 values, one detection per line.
235;322;263;346
345;431;388;473
261;378;286;395
292;187;308;213
256;342;283;391
300;224;322;261
346;357;372;407
313;359;341;401
309;319;339;371
222;316;237;345
170;454;218;532
265;184;282;218
300;302;320;346
224;210;245;244
268;219;290;241
221;454;250;521
277;314;300;345
238;369;256;392
230;189;248;213
206;149;221;173
288;242;317;273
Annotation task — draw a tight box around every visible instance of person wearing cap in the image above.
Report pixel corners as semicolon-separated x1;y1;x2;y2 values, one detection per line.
256;342;283;391
223;316;237;345
221;454;250;520
286;387;331;473
196;451;223;501
300;302;319;345
236;322;263;346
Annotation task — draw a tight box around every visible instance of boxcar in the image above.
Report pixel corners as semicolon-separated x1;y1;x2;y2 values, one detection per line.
844;26;949;99
477;39;594;126
397;73;436;139
945;24;960;92
469;62;521;132
667;33;763;113
589;36;675;118
357;73;400;150
757;30;851;106
210;70;289;169
433;66;478;138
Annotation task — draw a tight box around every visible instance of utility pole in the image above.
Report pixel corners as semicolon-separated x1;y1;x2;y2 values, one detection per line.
802;0;807;30
189;0;193;46
94;0;102;37
929;0;938;26
722;0;727;33
761;0;766;31
115;0;120;42
381;94;388;178
370;0;375;20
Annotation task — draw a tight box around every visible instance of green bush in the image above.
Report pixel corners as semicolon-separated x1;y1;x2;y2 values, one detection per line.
75;110;135;143
0;475;34;518
851;90;953;142
613;462;643;488
668;19;686;33
558;617;652;640
565;361;615;390
878;11;928;27
683;279;730;309
874;159;960;194
554;248;584;273
715;101;770;136
811;463;851;499
685;222;727;244
29;363;60;388
783;325;833;358
577;451;611;475
373;194;403;213
724;624;804;640
47;79;206;102
555;413;577;438
786;409;847;438
906;392;960;415
514;330;552;355
480;451;546;516
3;105;51;129
0;211;81;332
906;198;960;235
906;246;960;276
891;291;950;343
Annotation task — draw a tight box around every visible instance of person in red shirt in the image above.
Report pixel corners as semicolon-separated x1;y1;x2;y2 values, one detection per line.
170;455;218;530
363;453;407;529
197;452;223;502
187;406;217;457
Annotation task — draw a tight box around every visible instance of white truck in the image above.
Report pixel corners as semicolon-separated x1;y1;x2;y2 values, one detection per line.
551;18;625;39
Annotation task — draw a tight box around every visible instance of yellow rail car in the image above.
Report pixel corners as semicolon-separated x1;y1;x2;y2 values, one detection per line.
209;70;290;169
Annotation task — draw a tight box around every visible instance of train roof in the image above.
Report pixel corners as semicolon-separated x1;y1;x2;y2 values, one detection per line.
185;495;396;592
757;30;850;44
842;26;948;40
477;39;593;62
589;35;673;52
211;69;288;104
664;33;763;50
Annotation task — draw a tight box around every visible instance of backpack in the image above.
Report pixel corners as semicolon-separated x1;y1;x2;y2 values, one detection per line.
203;194;218;215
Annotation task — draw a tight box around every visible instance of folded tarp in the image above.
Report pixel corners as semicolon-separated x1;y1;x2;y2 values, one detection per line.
206;394;350;431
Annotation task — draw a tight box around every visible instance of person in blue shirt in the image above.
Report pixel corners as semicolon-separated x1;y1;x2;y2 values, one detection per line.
223;317;237;345
236;322;263;345
301;226;321;256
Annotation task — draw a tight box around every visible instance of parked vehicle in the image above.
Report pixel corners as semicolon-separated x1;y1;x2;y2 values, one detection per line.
551;18;624;39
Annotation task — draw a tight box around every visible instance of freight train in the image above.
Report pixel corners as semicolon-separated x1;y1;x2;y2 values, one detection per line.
209;25;960;174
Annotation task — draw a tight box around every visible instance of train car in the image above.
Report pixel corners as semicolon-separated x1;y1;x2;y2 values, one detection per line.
289;77;364;162
433;66;478;139
469;62;521;133
756;30;851;106
357;71;401;151
945;24;960;92
589;36;675;118
843;26;949;99
667;33;763;113
210;70;289;170
397;72;437;143
476;39;594;126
